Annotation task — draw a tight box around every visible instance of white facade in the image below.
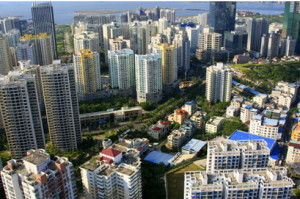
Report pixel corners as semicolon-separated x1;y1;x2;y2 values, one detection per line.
184;167;294;199
129;21;146;55
1;149;77;199
74;31;99;54
173;30;190;72
135;54;162;103
249;115;283;139
205;63;232;103
108;49;135;91
240;104;258;123
160;9;175;24
205;116;224;133
207;139;270;172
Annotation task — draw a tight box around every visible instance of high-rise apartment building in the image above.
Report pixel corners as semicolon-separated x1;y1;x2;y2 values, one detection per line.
247;18;269;51
1;149;77;199
16;42;37;65
74;31;99;54
283;2;300;53
31;2;57;58
223;31;248;53
196;30;222;61
205;63;232;103
207;139;270;172
108;49;135;93
40;64;81;151
135;54;162;103
3;29;21;47
20;33;53;66
109;36;131;51
184;167;294;199
173;31;190;72
280;36;296;56
0;72;44;158
267;32;281;57
198;13;209;26
151;43;177;85
80;146;142;199
0;17;21;34
130;21;146;55
143;20;158;48
209;2;236;35
73;49;101;95
160;9;175;24
0;37;13;75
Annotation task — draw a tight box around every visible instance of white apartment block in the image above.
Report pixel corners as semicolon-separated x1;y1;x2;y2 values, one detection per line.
40;64;81;151
207;139;270;172
249;114;285;139
172;30;190;72
1;149;77;199
0;72;45;158
80;147;142;199
286;140;300;164
271;81;299;109
109;36;131;51
108;49;135;92
160;9;175;24
74;31;99;54
135;54;162;103
181;101;197;116
148;120;169;140
240;104;258;123
184;167;294;199
167;129;188;149
73;49;101;95
205;116;224;134
190;111;206;128
196;30;222;61
226;105;239;118
253;94;268;107
205;63;232;103
129;21;146;55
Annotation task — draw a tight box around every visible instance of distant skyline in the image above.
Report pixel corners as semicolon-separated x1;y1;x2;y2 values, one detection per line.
0;1;284;24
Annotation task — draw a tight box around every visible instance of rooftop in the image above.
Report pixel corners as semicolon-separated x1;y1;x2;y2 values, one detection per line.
144;151;173;166
22;149;49;165
101;148;122;158
182;139;206;153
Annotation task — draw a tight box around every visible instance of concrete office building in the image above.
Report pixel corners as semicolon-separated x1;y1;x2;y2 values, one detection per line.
135;54;162;103
0;37;13;75
31;2;57;58
108;49;135;93
207;139;270;172
205;63;232;103
1;149;77;199
40;64;81;151
0;72;44;158
73;49;101;95
184;167;294;199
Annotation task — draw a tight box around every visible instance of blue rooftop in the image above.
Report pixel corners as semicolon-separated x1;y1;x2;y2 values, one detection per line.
185;101;197;106
252;114;262;120
270;144;280;160
182;139;206;153
232;80;240;86
143;151;174;166
229;130;276;150
263;118;278;126
234;80;261;95
245;105;252;109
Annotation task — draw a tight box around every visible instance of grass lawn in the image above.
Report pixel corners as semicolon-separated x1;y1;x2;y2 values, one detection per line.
166;163;204;199
0;151;11;163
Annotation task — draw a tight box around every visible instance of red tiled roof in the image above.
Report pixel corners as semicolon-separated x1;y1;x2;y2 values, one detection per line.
176;109;188;115
160;121;169;125
99;156;113;164
101;148;122;157
152;127;162;131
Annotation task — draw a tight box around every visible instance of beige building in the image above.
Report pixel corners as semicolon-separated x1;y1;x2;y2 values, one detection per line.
205;116;224;133
40;64;81;151
151;43;177;85
0;37;13;75
0;72;45;158
1;149;77;199
73;49;101;95
168;109;189;125
196;30;222;61
286;141;300;164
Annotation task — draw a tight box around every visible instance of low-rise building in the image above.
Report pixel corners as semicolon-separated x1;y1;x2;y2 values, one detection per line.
286;140;300;164
80;146;142;199
291;123;300;142
182;139;206;154
205;116;224;133
207;139;270;172
147;120;169;140
1;149;77;199
166;129;188;149
190;111;206;128
168;109;189;125
184;167;294;199
115;138;149;156
232;53;251;64
226;105;240;118
270;81;299;109
181;101;197;116
249;114;285;139
240;104;258;123
253;93;268;107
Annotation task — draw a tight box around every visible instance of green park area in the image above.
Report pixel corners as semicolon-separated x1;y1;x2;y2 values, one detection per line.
166;163;204;199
